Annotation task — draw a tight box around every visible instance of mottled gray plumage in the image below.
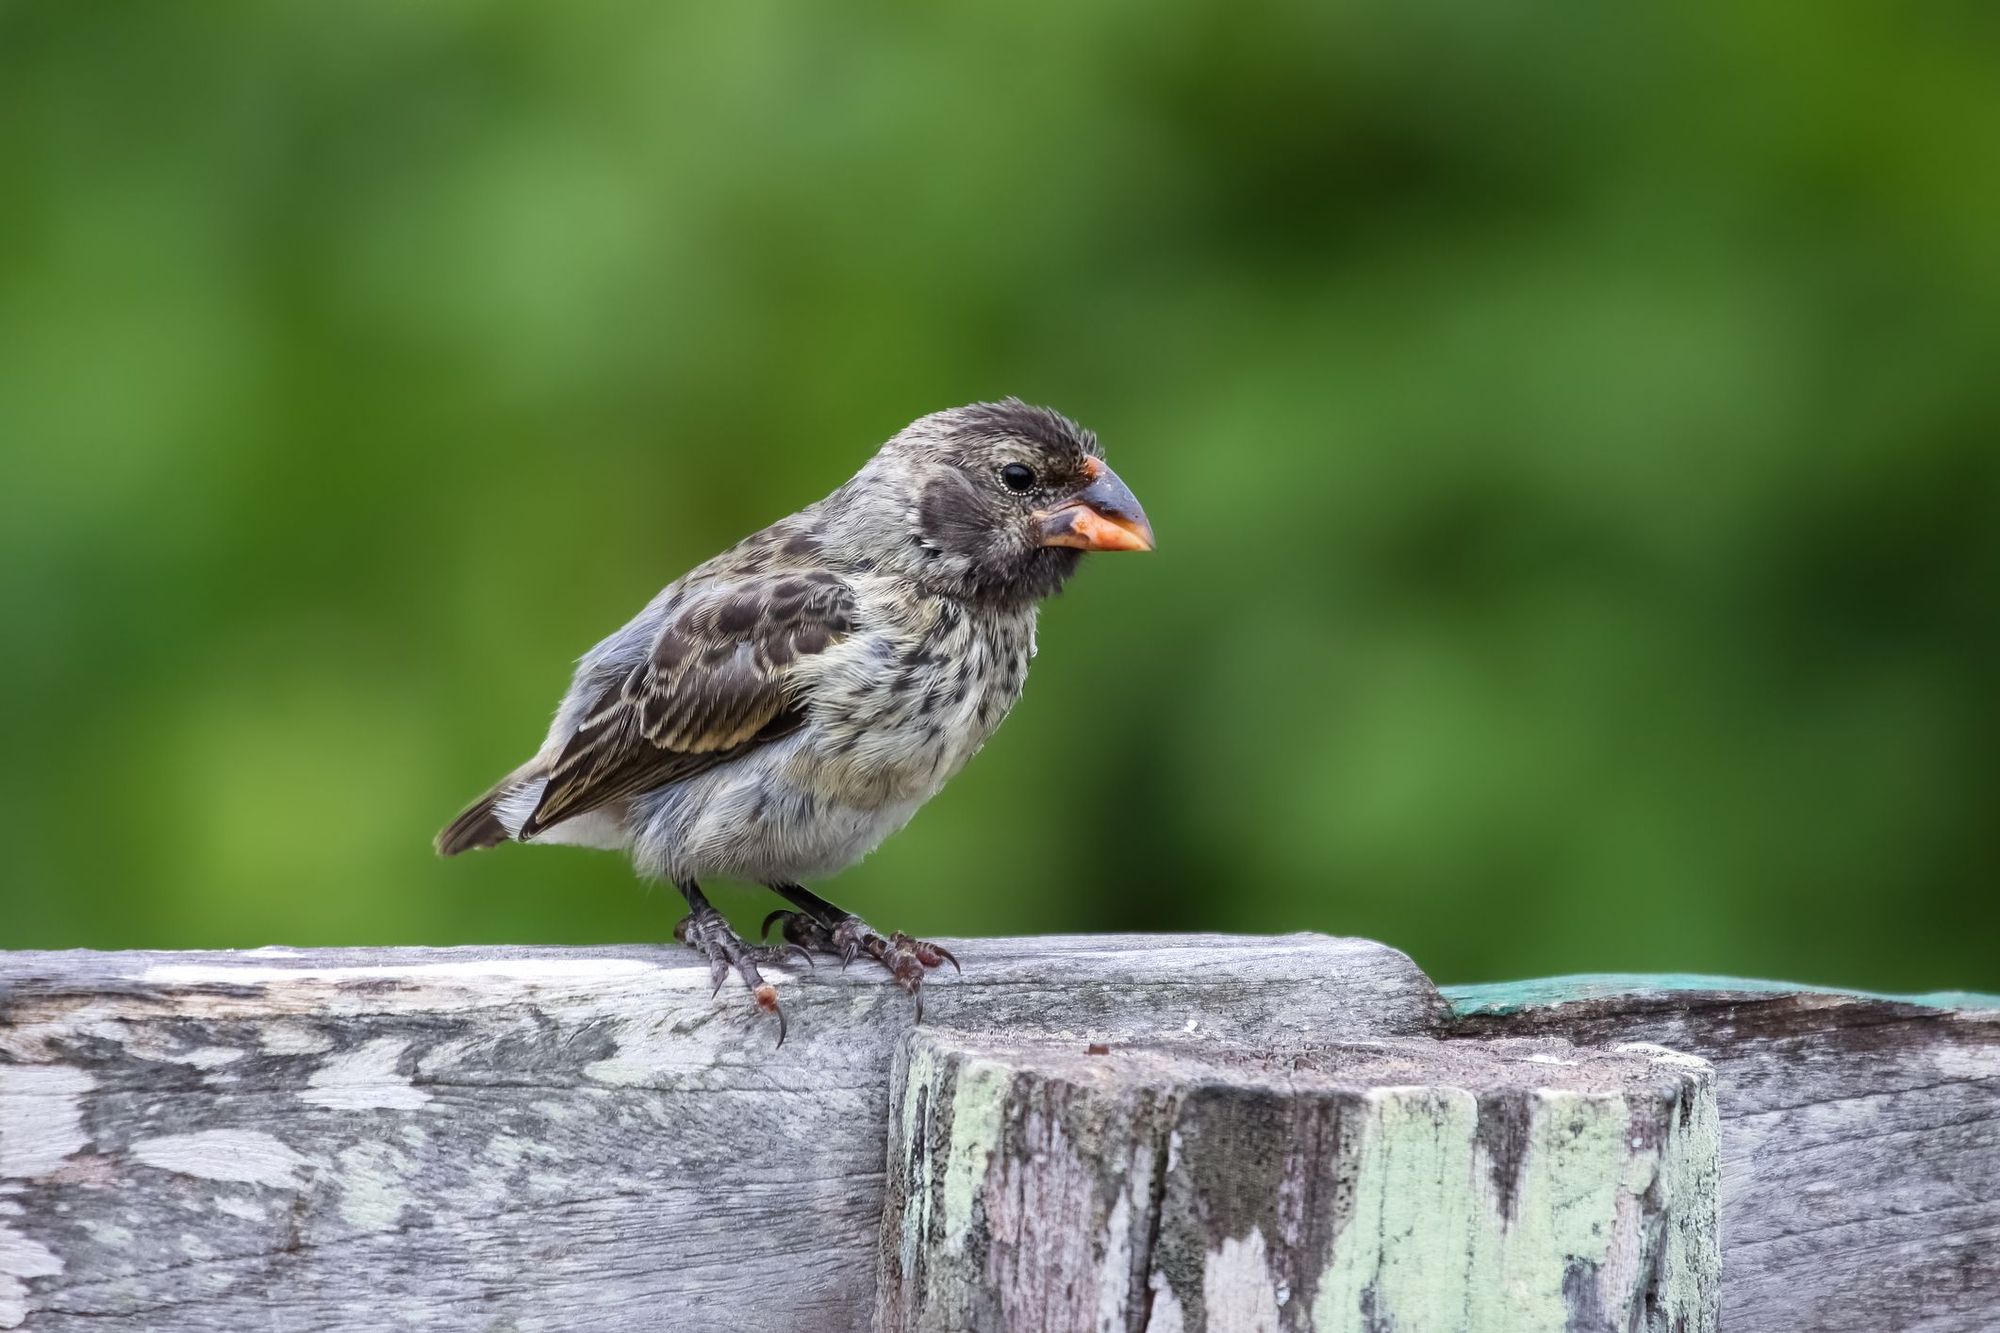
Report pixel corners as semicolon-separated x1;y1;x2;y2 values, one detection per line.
438;400;1152;1030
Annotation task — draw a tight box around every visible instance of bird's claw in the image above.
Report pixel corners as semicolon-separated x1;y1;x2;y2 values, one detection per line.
762;910;834;965
912;939;960;975
753;982;787;1047
763;941;815;970
761;905;958;1017
672;905;807;1046
814;916;958;1018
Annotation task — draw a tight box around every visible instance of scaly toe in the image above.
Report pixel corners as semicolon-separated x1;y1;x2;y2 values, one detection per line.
673;907;793;1045
831;916;873;970
886;934;929;991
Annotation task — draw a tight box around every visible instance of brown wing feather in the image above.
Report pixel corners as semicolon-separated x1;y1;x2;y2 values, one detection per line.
520;572;856;838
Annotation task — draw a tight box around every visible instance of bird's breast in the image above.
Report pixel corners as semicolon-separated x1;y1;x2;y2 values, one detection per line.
791;601;1035;810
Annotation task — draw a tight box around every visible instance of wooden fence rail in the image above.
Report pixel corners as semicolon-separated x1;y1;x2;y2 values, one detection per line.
0;936;1993;1332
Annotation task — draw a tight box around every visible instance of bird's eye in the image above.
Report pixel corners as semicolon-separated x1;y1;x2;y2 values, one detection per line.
999;463;1037;493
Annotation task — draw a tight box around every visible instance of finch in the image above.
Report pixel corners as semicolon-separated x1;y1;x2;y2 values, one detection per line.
437;400;1153;1039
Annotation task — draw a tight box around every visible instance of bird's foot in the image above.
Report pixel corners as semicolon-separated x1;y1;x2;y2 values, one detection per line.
673;906;810;1045
760;910;959;1020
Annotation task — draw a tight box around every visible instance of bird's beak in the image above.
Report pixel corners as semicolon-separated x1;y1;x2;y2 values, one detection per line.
1035;458;1155;552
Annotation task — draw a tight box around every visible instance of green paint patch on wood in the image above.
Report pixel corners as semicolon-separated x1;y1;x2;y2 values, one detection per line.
1309;1075;1717;1332
938;1056;1011;1256
1444;974;2000;1018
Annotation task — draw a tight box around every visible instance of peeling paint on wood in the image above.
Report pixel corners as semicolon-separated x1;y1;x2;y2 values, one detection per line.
301;1036;432;1111
0;1223;61;1332
0;934;1440;1332
1448;974;2000;1018
1447;977;2000;1333
128;1130;312;1188
875;1033;1719;1333
0;1071;91;1180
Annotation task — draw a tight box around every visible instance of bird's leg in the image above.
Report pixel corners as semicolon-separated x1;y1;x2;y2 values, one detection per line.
760;883;959;1019
672;881;807;1045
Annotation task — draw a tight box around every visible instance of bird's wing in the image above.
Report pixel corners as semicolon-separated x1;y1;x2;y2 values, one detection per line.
520;571;858;837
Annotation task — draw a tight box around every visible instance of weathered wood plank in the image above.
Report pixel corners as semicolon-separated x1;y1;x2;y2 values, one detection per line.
1447;976;2000;1333
876;1032;1719;1333
0;934;1443;1332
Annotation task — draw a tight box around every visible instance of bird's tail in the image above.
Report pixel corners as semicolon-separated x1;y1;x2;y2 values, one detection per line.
435;763;539;856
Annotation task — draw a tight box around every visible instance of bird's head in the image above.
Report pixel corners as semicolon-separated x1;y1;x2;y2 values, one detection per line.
828;399;1154;604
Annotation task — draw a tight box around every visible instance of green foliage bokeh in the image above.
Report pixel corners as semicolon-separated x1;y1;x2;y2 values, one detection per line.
4;0;1997;989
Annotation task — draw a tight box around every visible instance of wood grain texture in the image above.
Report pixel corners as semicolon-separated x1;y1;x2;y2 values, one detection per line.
0;934;1443;1332
875;1032;1719;1333
1448;977;2000;1333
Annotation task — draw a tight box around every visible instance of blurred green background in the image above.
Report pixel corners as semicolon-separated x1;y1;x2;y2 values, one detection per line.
4;0;1997;991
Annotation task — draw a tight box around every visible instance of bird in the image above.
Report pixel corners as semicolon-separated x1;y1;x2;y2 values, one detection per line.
436;399;1153;1041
